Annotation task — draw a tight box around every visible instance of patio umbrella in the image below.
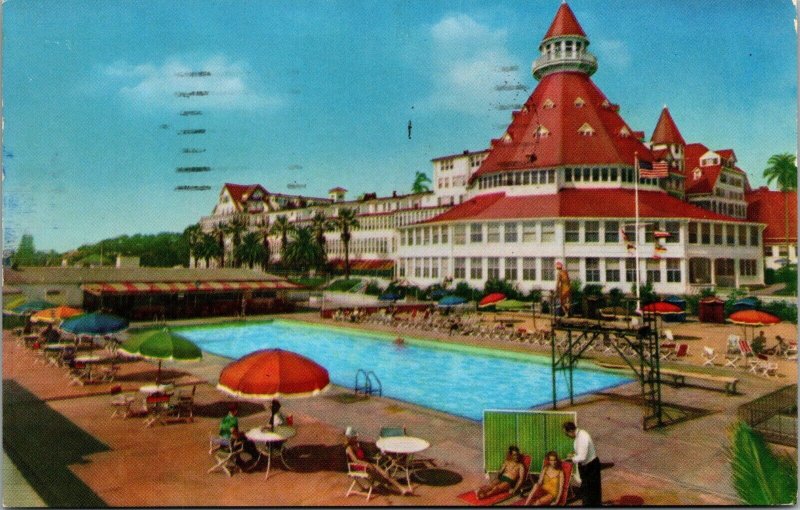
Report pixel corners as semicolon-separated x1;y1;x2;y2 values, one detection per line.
60;311;129;335
30;306;84;324
478;293;507;309
731;297;759;312
119;328;202;385
495;299;531;312
429;288;448;300
639;302;682;314
438;295;467;307
728;309;781;343
378;291;402;302
217;349;330;400
9;299;56;315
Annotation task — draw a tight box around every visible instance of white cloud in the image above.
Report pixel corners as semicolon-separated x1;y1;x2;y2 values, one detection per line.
593;39;631;71
99;55;281;111
421;14;525;116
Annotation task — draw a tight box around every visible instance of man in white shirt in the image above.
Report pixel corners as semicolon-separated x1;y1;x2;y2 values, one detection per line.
563;421;601;506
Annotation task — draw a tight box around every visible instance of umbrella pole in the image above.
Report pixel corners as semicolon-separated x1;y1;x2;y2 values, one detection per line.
157;360;162;386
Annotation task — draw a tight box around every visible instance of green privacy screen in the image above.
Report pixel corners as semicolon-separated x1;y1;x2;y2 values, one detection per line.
483;410;576;473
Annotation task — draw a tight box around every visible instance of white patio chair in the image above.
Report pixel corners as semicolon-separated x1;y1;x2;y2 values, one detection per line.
345;462;377;501
663;329;675;342
208;436;244;477
702;347;718;366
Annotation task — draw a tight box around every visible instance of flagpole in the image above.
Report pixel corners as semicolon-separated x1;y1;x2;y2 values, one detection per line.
634;152;641;313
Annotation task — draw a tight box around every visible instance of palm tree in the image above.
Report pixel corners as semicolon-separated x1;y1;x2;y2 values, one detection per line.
331;207;359;279
270;215;294;261
283;226;325;274
259;220;271;272
310;211;332;268
183;223;203;268
224;214;249;268
196;232;222;268
729;421;796;504
411;171;432;193
235;232;266;269
763;153;797;263
211;223;226;268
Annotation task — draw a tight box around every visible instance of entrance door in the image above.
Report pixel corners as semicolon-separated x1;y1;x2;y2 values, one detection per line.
714;258;735;287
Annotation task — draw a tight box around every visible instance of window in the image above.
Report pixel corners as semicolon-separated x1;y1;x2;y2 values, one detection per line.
541;258;555;281
665;221;680;243
566;258;580;280
504;222;518;243
666;259;681;282
415;228;422;245
470;257;483;280
689;258;711;284
548;170;555;183
565;168;573;182
749;226;759;246
522;258;536;280
470;223;483;243
605;221;619;243
432;227;439;244
431;258;439;278
578;123;595;136
487;258;500;279
522;222;537;242
414;258;422;277
441;257;449;278
624;224;637;243
726;224;735;245
738;225;746;246
487;224;500;243
645;223;658;243
740;259;757;276
701;223;711;244
585;258;600;282
454;225;466;245
441;226;449;244
605;258;620;282
565;221;580;243
541;221;555;243
454;257;466;279
585;221;599;242
400;232;405;246
505;258;518;280
713;224;723;245
398;259;406;277
422;227;430;245
625;258;637;282
646;260;661;283
423;258;430;278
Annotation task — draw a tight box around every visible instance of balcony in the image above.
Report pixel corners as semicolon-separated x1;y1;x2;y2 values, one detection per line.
532;52;598;79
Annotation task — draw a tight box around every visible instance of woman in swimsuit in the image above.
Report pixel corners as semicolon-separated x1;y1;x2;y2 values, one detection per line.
524;451;565;506
476;445;526;499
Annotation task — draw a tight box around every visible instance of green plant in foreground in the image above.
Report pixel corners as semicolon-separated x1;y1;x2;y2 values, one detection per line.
729;421;797;505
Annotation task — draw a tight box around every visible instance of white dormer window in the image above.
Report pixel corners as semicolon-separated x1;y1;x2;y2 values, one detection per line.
601;99;610;107
574;97;585;108
619;126;630;137
535;124;550;138
542;98;555;109
693;168;702;180
503;132;513;143
522;106;529;113
578;122;595;136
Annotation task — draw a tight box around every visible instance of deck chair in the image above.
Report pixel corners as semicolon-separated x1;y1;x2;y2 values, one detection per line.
345;462;378;501
143;392;173;427
457;454;532;506
702;347;718;366
659;343;677;360
738;339;758;372
673;343;689;361
514;458;573;506
208;436;244;477
164;385;195;423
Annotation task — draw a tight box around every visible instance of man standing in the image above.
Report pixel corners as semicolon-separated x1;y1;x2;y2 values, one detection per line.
555;261;571;317
563;421;601;506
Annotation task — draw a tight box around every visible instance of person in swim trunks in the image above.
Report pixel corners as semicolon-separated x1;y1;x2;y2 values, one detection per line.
476;445;526;499
524;451;566;506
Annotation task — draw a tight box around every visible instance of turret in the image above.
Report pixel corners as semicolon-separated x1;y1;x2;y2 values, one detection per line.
532;2;598;80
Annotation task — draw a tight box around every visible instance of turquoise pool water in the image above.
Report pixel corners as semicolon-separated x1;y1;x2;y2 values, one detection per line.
182;320;632;421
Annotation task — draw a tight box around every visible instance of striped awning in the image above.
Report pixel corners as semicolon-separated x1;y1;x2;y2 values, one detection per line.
327;259;394;271
82;280;300;296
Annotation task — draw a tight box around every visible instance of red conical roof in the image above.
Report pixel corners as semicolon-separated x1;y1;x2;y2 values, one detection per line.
543;2;586;39
650;107;686;146
470;71;652;182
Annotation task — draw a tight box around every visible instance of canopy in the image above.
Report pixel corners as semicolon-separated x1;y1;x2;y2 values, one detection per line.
495;299;532;311
9;299;56;314
438;295;467;307
30;306;84;324
732;297;759;312
120;328;202;385
478;293;507;308
640;302;682;314
378;292;402;301
429;288;448;300
218;349;330;400
60;312;129;335
728;310;781;327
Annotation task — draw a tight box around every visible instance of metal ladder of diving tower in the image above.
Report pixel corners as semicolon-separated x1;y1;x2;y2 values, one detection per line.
354;369;383;397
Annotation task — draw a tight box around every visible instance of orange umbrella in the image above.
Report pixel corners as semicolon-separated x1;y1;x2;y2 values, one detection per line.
478;293;507;308
30;306;84;324
728;309;781;326
217;349;330;400
640;302;682;314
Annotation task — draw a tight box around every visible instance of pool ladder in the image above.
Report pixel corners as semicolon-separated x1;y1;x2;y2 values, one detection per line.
354;369;382;397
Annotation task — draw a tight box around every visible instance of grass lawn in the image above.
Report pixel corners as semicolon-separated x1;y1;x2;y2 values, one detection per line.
325;278;362;292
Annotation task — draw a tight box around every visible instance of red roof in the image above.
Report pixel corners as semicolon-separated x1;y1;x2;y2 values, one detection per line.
223;183;267;207
685;165;721;194
543;3;586;39
651;107;686;146
470;72;652;182
423;189;743;223
747;187;797;244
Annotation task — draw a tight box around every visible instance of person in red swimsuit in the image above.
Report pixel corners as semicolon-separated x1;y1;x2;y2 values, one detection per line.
344;428;411;495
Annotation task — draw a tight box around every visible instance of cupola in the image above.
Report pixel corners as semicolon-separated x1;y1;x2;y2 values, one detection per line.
532;2;598;80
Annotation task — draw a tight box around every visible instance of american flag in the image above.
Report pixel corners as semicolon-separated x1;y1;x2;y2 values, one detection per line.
637;158;669;178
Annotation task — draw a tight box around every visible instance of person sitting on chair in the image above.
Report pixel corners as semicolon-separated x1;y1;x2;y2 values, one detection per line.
764;335;789;356
267;399;286;431
344;428;411;495
524;451;566;506
219;404;261;471
475;445;526;499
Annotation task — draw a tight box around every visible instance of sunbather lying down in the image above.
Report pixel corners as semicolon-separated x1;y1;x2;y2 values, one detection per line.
476;445;526;499
524;451;565;506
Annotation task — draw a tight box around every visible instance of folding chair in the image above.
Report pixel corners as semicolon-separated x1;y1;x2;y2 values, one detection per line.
659;343;677;361
673;343;689;361
345;462;377;500
144;392;173;427
702;347;718;366
208;436;244;477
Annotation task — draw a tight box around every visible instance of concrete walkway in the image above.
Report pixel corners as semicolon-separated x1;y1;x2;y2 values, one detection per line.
3;452;46;507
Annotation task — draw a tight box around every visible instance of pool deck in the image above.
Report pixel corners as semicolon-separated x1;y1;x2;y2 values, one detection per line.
3;312;797;506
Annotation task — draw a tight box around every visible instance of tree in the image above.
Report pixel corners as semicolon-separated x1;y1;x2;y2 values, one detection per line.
211;224;227;268
283;226;325;273
729;421;797;505
196;232;221;268
763;153;797;264
259;220;271;272
310;211;332;268
11;234;36;267
183;224;204;268
331;207;360;279
224;214;249;268
270;215;294;260
411;171;432;194
235;231;266;269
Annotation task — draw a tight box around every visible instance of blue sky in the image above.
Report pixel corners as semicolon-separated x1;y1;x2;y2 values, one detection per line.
3;0;797;252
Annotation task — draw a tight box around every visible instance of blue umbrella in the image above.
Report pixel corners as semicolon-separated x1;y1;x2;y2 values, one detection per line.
8;299;56;315
379;292;401;301
438;295;467;307
429;288;448;300
732;297;759;312
60;312;129;335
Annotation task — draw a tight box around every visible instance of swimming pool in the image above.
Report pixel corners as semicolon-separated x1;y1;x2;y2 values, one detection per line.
181;320;632;421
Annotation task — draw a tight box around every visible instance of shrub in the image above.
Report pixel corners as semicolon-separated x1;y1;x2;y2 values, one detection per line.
326;278;361;292
364;281;383;296
525;288;543;302
634;282;657;305
607;288;624;307
762;300;798;323
453;282;479;301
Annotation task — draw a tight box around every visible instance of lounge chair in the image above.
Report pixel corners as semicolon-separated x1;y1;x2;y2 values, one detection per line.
143;392;173;427
659;342;677;360
208;436;244;477
513;458;574;506
345;461;379;500
457;454;532;506
702;347;718;366
673;343;689;361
